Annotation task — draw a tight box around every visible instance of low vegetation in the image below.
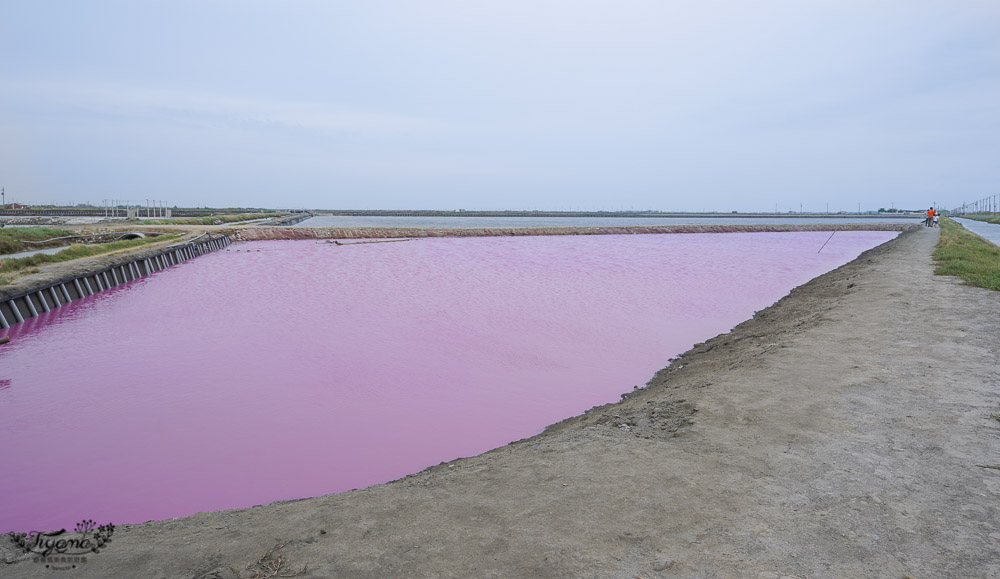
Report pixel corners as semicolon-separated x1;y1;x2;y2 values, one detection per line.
0;233;184;279
959;213;1000;225
137;212;281;225
933;217;1000;291
0;226;73;254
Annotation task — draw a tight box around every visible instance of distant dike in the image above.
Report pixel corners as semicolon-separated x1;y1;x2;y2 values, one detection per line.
235;222;917;241
308;209;922;219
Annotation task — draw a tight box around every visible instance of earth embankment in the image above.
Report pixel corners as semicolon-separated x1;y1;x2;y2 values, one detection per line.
234;222;914;241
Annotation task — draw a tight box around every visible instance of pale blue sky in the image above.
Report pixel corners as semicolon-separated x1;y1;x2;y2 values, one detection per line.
1;1;998;211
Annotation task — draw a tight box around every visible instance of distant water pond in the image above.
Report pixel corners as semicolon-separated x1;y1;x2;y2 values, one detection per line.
296;215;921;228
0;231;897;532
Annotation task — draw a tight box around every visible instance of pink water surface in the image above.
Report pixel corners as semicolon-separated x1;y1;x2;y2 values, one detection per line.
0;231;896;532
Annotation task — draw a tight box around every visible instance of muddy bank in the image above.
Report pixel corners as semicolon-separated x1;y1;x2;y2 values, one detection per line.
3;226;999;578
234;222;915;241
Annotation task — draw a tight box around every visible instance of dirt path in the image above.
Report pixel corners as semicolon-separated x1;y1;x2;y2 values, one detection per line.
4;226;999;578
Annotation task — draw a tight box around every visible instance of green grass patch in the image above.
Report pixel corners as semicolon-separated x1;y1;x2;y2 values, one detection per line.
136;212;281;225
933;217;1000;291
960;214;1000;225
0;233;184;277
0;226;73;254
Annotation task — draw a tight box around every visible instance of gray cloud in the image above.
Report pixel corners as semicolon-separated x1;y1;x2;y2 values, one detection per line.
1;1;997;211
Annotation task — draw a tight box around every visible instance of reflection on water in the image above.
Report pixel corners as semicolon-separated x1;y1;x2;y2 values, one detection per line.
0;231;897;532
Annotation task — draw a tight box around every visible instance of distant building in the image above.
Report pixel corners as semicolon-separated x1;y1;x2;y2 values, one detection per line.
0;203;30;210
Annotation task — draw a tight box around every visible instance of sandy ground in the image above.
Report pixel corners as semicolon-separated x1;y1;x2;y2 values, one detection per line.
3;226;1000;578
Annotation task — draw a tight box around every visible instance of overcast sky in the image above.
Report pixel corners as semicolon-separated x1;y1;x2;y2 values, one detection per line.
1;1;998;211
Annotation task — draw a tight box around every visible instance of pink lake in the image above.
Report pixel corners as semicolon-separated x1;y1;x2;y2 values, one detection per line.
0;231;895;533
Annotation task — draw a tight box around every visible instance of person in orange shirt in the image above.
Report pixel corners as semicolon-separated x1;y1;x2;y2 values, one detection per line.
926;206;935;227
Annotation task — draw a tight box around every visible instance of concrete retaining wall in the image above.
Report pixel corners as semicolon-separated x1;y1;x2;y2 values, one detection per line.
266;213;314;226
0;235;231;329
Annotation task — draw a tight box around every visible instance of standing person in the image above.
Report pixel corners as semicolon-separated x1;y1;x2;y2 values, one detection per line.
926;206;935;227
933;212;940;227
